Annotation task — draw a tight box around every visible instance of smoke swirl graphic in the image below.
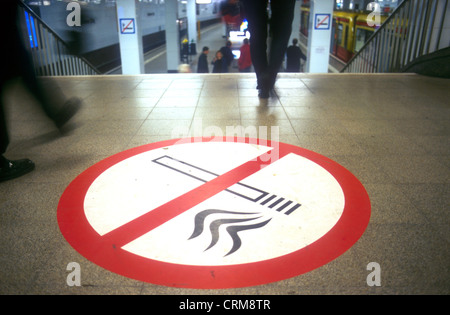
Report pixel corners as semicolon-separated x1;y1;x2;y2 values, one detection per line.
188;209;272;257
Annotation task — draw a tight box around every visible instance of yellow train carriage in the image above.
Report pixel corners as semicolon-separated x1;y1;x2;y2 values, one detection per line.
300;5;390;64
330;11;358;62
354;14;387;52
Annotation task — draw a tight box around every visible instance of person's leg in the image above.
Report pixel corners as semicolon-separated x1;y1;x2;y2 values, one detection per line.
0;83;35;182
18;48;81;130
18;50;62;121
0;85;9;158
240;0;269;90
267;0;296;88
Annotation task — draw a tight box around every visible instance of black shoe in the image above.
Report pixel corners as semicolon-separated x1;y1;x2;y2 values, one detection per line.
0;158;35;183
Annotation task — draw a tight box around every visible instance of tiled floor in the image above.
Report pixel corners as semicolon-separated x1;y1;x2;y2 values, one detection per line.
0;73;448;294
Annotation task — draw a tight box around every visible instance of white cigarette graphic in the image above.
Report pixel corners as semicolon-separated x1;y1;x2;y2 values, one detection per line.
152;155;301;215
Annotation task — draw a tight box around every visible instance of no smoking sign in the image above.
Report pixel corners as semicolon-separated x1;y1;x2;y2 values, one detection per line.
57;137;370;289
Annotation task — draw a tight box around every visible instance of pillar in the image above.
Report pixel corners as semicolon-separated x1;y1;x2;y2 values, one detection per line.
306;0;334;73
165;0;180;73
187;0;197;44
116;0;144;74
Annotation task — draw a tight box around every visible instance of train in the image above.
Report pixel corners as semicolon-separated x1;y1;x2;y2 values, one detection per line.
23;0;225;73
300;4;388;63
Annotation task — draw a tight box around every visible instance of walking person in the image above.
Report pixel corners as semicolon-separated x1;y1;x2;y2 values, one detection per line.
239;0;296;98
1;0;82;182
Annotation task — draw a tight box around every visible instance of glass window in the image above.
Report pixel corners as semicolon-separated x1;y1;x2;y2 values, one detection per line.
355;28;374;52
337;24;343;46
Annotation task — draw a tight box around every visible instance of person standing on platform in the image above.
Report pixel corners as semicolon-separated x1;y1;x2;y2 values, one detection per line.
286;38;307;72
212;51;226;73
240;0;296;98
197;46;210;73
1;0;82;182
238;38;252;72
220;41;234;72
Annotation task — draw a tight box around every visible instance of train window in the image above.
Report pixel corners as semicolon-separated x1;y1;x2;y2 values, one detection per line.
355;28;373;52
330;20;336;53
300;11;309;36
344;25;349;49
337;24;343;47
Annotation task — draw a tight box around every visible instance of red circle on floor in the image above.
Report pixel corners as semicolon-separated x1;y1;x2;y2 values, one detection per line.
57;137;370;289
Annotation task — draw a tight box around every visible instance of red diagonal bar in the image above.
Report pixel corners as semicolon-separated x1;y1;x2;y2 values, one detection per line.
122;19;133;32
317;15;329;28
102;150;286;248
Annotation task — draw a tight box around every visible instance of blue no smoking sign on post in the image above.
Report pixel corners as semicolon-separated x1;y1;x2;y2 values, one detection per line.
314;14;331;30
120;18;135;34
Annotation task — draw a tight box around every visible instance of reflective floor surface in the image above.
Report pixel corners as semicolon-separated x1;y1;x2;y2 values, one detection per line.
0;73;448;294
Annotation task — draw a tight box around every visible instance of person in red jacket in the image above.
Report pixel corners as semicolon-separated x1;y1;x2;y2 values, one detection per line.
238;38;252;72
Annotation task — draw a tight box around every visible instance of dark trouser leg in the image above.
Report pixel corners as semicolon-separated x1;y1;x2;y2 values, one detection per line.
0;77;36;180
241;0;269;89
0;68;39;180
18;49;66;124
18;48;81;130
0;86;9;157
267;0;296;87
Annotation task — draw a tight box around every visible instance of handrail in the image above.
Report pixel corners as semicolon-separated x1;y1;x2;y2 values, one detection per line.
18;0;100;76
343;0;409;69
342;0;449;73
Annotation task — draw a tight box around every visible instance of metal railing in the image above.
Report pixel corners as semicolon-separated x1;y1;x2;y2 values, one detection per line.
342;0;449;73
18;1;99;76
